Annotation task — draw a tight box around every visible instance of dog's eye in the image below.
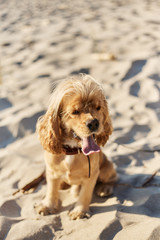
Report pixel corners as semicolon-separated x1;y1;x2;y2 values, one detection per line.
96;106;101;111
72;110;80;115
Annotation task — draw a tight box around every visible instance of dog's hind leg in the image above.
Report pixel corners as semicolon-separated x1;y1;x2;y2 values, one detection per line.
96;153;117;197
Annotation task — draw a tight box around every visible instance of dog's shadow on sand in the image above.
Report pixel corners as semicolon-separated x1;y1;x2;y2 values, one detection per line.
59;169;160;219
90;171;160;240
91;170;160;219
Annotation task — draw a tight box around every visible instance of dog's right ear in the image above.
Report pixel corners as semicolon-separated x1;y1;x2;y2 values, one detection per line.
36;108;63;154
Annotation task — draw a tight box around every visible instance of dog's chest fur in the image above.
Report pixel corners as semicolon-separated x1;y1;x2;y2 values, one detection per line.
45;151;100;185
64;154;100;185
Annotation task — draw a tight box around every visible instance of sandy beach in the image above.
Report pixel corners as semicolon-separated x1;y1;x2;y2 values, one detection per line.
0;0;160;239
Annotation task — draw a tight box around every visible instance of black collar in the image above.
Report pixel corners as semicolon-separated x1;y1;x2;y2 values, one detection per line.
63;145;82;155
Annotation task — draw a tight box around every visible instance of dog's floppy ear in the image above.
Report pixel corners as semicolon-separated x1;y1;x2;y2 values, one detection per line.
96;100;113;146
36;107;63;154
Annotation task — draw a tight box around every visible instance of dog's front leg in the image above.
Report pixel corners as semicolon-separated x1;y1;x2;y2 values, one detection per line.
35;169;61;215
69;171;99;220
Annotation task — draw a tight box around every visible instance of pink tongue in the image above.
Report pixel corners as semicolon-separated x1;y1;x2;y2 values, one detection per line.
82;135;100;155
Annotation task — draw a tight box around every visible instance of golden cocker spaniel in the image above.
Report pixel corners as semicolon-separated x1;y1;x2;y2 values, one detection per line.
35;74;117;220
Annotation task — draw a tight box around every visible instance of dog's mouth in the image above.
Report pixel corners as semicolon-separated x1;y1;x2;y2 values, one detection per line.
73;132;100;155
82;135;100;155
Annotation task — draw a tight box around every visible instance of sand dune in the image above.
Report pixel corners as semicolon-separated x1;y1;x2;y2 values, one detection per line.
0;0;160;239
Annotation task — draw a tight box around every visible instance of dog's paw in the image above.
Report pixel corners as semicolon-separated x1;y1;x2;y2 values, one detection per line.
34;202;58;216
68;206;91;220
96;183;113;197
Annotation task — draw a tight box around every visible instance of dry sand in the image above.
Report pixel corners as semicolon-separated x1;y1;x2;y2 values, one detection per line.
0;0;160;239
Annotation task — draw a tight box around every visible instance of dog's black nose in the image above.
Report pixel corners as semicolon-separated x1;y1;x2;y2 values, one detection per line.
86;119;99;132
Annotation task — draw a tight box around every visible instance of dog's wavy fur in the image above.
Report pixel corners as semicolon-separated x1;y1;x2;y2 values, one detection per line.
35;74;117;220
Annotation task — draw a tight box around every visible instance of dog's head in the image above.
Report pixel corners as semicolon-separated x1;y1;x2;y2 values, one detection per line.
37;75;113;155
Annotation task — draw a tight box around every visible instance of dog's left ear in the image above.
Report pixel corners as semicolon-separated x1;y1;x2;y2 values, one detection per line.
96;100;113;146
36;107;63;154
